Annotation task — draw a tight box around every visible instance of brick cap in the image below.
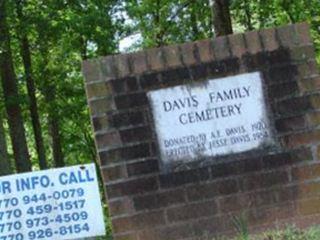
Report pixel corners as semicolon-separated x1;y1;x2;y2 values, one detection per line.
82;23;314;83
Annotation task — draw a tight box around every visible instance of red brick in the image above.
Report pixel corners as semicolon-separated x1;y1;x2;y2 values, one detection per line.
96;131;121;149
262;148;312;169
180;42;197;66
114;92;148;110
86;81;111;99
228;33;246;58
295;22;313;46
122;92;150;109
310;93;320;109
108;197;134;216
162;45;181;68
131;51;148;74
277;24;299;48
160;66;191;87
211;157;262;178
167;200;218;223
264;48;291;67
139;72;161;90
268;81;299;100
298;197;320;216
107;110;145;129
112;210;165;233
275;95;313;116
109;77;139;94
187;179;238;201
267;63;298;84
138;223;194;240
127;159;159;177
244;30;262;54
213;36;231;60
275;115;307;133
205;58;236;77
119;126;152;144
248;189;278;207
100;55;118;79
298;182;320;198
299;76;320;93
282;130;320;148
190;215;229;238
259;186;296;205
113;233;138;240
196;39;214;63
292;163;320;181
219;193;251;213
146;47;165;71
92;115;109;132
99;143;152;165
102;164;127;182
290;45;316;61
239;170;289;192
247;202;296;226
259;28;279;51
83;23;320;239
288;213;320;230
291;147;313;162
82;59;102;83
159;168;210;188
115;54;131;78
89;96;115;116
106;176;158;198
297;61;319;77
133;189;185;211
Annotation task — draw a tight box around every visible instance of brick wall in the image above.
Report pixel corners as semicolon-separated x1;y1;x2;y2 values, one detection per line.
82;23;320;240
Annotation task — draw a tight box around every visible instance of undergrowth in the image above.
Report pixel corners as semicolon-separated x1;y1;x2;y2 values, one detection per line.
213;225;320;240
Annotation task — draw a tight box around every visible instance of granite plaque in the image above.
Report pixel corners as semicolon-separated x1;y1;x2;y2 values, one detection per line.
148;72;274;167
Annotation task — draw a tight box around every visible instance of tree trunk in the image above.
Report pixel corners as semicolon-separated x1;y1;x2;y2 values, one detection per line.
40;50;64;168
36;35;64;169
210;0;233;36
48;104;64;168
0;0;32;172
154;0;165;47
0;111;12;176
243;0;254;31
15;1;48;169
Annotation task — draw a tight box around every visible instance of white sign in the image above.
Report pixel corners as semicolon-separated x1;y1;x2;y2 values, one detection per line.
148;72;274;165
0;164;105;240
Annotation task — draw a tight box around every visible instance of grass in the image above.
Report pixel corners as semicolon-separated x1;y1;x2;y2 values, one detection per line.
216;225;320;240
92;223;320;240
255;226;320;240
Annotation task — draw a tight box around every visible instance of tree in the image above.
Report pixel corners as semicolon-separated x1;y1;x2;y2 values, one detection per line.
0;0;32;172
125;0;213;49
210;0;233;36
15;0;48;169
0;108;11;176
39;46;65;168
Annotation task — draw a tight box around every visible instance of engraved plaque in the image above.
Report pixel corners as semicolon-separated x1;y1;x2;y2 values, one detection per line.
148;72;274;168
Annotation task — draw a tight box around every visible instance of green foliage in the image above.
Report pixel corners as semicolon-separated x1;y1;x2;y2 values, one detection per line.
1;0;320;238
212;225;320;240
3;0;119;168
256;225;320;240
231;0;320;63
125;0;213;48
4;0;318;169
232;214;249;240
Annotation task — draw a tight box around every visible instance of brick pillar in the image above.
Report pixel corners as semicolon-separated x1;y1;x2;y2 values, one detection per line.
83;23;320;240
